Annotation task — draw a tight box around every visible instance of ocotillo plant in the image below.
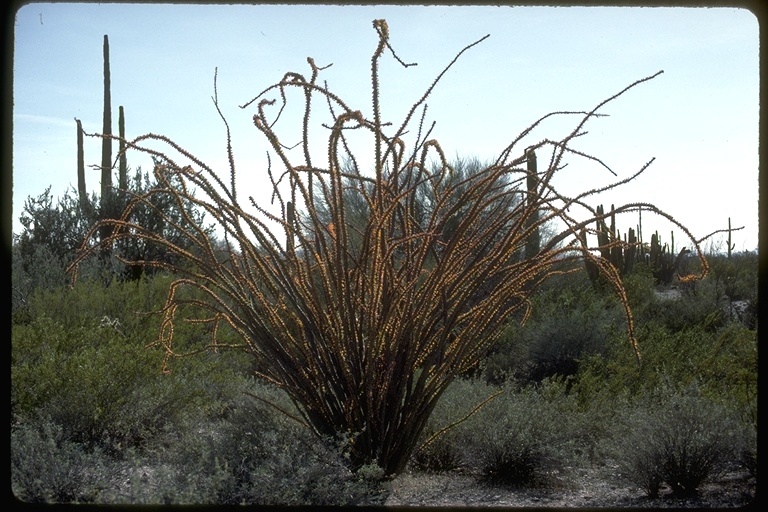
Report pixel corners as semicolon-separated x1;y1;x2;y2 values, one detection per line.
68;19;707;476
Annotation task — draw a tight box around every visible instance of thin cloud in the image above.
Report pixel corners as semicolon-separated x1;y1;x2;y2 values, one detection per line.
13;113;81;129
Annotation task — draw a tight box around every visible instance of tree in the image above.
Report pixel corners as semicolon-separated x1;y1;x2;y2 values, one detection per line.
14;164;211;285
68;19;707;476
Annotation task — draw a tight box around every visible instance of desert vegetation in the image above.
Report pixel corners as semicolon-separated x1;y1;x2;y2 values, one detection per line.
11;20;756;505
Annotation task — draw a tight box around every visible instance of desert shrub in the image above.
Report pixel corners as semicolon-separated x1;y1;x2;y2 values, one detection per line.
92;459;229;505
11;242;68;322
573;312;757;415
11;312;248;455
622;251;758;334
12;378;386;506
482;271;624;386
12;166;214;291
11;418;110;503
641;284;725;334
21;274;248;366
117;384;387;506
14;186;95;277
411;431;463;473
706;251;758;303
22;273;168;333
608;384;749;498
620;262;657;309
705;252;758;329
459;378;588;488
411;377;493;472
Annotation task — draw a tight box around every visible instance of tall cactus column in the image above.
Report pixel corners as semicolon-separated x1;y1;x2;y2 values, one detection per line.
75;118;92;218
99;34;114;252
74;35;126;258
118;105;127;191
524;148;539;260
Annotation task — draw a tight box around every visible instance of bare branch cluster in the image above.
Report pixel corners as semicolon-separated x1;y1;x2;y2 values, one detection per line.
68;19;707;476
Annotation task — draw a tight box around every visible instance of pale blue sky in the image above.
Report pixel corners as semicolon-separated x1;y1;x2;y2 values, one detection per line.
11;3;759;252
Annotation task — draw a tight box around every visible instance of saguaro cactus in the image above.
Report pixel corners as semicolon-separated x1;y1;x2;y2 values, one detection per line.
75;118;92;217
98;34;114;250
584;204;642;286
101;35;113;195
524;148;540;260
118;105;127;191
74;34;129;250
649;231;689;285
727;217;736;258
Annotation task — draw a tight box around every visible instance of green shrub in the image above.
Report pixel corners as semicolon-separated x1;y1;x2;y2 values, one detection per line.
115;384;388;506
482;273;624;386
641;287;725;334
573;318;757;411
11;419;110;503
459;378;588;488
707;252;758;303
627;252;758;335
412;377;491;472
11;312;249;455
608;385;748;498
705;252;758;329
411;428;464;473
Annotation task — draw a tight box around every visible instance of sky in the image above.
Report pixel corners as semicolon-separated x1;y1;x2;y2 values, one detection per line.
10;2;760;253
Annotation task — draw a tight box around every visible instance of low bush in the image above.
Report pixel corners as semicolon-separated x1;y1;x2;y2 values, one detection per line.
608;384;749;498
11;419;110;503
11;312;249;455
412;377;492;472
100;383;387;505
12;379;388;505
641;287;726;334
573;314;757;412
459;378;589;488
481;272;624;386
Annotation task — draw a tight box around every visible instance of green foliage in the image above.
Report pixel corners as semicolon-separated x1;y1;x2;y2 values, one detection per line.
708;251;758;302
13;165;213;292
482;271;624;386
706;251;759;329
574;321;757;413
11;419;110;503
12;242;67;321
572;250;757;411
11;275;250;455
459;378;587;488
93;382;387;505
642;288;725;334
14;187;96;281
12;316;211;453
412;377;491;472
608;385;749;498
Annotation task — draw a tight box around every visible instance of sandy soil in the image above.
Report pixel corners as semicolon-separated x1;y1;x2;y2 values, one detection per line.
383;464;756;508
